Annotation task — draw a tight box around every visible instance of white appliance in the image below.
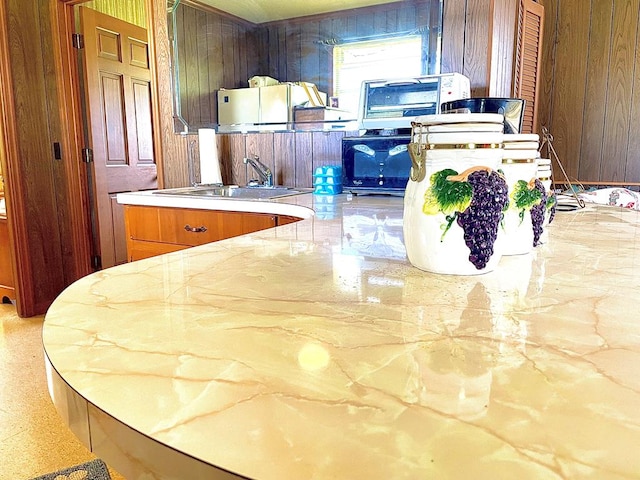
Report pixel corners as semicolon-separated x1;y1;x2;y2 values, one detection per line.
217;84;327;130
357;73;471;131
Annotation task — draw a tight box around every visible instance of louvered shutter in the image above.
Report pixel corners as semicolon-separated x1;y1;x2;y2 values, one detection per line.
514;0;544;134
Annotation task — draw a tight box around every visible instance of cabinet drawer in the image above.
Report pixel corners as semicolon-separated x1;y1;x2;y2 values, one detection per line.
125;205;277;246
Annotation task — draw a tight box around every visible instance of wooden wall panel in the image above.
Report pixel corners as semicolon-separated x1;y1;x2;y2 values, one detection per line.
245;132;275;184
546;0;590;179
6;0;67;314
442;0;504;97
464;0;493;96
295;132;314;188
600;0;639;182
83;0;146;27
540;0;640;184
578;0;614;181
625;10;640;181
537;0;556;132
151;0;187;188
311;131;343;172
174;4;254;128
274;132;296;187
441;0;466;75
489;0;517;97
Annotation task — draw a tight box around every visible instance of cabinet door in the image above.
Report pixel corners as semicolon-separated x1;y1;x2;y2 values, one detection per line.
0;217;15;301
124;205;280;261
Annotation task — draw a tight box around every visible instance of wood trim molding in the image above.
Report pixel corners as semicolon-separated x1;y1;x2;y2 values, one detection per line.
145;0;164;189
0;0;29;316
50;0;94;281
48;0;165;270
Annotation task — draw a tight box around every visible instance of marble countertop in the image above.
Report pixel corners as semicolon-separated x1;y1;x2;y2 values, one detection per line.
43;192;640;479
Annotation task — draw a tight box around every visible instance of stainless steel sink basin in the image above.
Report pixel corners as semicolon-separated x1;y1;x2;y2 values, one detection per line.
153;185;307;200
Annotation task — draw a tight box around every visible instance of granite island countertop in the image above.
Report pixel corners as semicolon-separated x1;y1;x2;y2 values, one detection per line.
43;191;640;480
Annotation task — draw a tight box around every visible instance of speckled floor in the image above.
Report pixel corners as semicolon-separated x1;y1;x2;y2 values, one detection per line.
0;304;125;479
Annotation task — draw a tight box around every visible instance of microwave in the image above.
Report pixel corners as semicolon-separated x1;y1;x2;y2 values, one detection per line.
358;73;471;131
342;135;412;194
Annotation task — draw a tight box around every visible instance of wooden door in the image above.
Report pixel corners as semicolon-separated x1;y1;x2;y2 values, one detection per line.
80;7;157;268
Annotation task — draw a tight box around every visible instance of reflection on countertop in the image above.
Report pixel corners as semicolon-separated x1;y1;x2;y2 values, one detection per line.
43;193;640;480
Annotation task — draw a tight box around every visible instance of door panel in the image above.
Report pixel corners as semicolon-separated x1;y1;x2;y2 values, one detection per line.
81;7;157;268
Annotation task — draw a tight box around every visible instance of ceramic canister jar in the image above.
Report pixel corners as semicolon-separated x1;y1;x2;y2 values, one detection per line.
404;113;507;275
500;134;540;255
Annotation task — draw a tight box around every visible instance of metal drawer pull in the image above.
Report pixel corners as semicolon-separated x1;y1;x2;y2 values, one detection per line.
184;224;207;233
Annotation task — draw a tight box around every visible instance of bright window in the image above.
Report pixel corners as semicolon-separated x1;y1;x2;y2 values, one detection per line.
333;36;424;116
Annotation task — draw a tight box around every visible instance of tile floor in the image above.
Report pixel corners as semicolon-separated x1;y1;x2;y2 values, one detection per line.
0;304;124;479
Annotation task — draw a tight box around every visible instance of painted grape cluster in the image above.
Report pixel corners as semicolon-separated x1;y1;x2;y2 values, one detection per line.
510;179;544;224
530;179;547;246
509;178;556;246
422;167;509;270
546;194;557;224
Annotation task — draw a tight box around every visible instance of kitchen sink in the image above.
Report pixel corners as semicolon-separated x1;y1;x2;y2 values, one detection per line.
153;185;307;200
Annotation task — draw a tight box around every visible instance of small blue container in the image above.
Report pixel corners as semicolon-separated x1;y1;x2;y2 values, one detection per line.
313;165;343;195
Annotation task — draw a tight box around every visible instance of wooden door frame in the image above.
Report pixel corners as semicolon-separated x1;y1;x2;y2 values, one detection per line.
0;1;26;315
48;0;164;272
0;0;163;316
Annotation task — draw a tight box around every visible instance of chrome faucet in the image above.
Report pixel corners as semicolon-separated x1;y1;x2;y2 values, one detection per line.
243;155;273;187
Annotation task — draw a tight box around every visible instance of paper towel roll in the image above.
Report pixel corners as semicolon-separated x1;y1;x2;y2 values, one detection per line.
197;128;222;185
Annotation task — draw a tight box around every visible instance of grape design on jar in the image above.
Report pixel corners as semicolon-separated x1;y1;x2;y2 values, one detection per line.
510;178;545;224
530;179;547;246
422;166;509;270
546;194;557;224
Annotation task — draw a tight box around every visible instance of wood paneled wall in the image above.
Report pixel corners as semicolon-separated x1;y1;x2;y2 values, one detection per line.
259;1;440;95
441;0;517;97
83;0;146;28
174;0;440;129
159;0;520;188
2;0;75;315
172;5;259;129
539;0;640;184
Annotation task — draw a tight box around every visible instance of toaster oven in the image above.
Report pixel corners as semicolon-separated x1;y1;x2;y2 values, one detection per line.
358;73;470;131
342;134;412;194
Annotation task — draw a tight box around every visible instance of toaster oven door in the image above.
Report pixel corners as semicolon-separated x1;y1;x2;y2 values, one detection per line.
342;136;412;193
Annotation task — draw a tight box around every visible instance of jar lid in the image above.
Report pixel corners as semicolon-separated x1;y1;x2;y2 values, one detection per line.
420;122;504;133
504;133;539;142
414;112;504;125
419;131;504;146
504;141;539;150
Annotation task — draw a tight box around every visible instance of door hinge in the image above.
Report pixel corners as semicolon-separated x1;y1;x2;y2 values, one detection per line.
92;255;102;270
82;147;93;163
72;33;84;49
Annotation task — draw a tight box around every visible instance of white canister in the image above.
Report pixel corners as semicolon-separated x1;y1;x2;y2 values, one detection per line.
404;132;507;275
500;149;539;255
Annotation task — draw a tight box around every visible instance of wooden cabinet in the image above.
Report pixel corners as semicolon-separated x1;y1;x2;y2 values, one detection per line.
124;205;299;261
0;217;15;303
